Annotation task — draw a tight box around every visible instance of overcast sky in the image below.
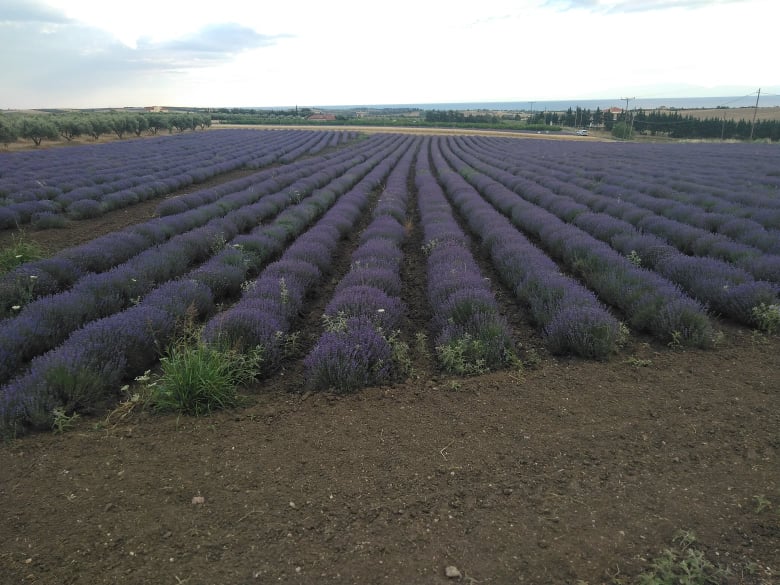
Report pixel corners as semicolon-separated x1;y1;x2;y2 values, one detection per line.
1;0;777;109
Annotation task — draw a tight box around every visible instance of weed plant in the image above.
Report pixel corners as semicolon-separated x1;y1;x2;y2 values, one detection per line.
636;530;730;585
751;303;780;334
436;334;490;376
149;333;263;415
0;232;46;274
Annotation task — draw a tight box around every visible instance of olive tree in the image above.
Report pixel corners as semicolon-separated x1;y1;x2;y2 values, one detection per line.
55;116;89;141
0;117;18;147
19;116;58;146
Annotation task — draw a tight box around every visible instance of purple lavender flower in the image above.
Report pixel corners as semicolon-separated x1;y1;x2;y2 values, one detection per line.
544;305;622;359
304;317;394;391
326;285;405;330
143;279;215;321
202;307;285;363
337;267;402;297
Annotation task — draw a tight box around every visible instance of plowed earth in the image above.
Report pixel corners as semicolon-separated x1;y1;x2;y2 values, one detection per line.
1;144;778;585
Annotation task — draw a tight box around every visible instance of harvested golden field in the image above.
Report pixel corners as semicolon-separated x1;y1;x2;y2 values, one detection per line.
675;106;780;122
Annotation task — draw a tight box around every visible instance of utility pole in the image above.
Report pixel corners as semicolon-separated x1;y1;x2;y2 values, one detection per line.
749;88;761;140
529;101;535;123
621;96;635;138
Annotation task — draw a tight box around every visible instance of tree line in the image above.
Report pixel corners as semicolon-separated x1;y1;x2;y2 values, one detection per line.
0;112;212;147
527;106;779;141
627;109;780;141
424;110;502;124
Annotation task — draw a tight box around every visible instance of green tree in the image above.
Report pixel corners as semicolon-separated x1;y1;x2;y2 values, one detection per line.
146;113;170;135
592;107;603;127
603;110;615;131
110;115;136;139
19;116;58;146
133;115;149;136
86;116;111;140
0;116;18;147
170;114;192;132
55;116;88;141
611;121;631;139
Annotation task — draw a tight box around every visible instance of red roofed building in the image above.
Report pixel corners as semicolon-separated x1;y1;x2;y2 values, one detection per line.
307;113;336;121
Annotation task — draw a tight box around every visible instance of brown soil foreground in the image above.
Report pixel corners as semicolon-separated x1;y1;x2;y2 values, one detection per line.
0;327;778;585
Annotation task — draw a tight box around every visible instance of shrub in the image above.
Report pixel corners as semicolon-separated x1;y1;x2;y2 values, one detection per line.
436;312;515;374
544;305;622;359
0;233;46;275
31;212;66;229
201;307;285;364
751;303;780;334
149;335;262;415
612;121;631;139
0;208;21;229
337;267;402;297
325;285;405;331
435;333;490;376
143;280;215;322
67;199;103;219
304;317;394;391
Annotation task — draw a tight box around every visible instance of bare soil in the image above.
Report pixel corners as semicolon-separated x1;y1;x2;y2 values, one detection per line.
1;152;778;585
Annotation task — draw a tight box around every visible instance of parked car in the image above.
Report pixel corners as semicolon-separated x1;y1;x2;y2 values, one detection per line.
575;129;589;136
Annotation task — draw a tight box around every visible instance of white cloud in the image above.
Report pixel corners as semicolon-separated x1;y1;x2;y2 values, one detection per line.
0;0;70;23
1;0;777;108
546;0;749;12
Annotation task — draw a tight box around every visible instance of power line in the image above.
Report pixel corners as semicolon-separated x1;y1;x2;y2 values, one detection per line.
750;88;761;140
621;96;635;138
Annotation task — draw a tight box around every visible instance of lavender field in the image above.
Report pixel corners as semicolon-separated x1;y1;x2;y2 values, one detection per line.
1;129;778;435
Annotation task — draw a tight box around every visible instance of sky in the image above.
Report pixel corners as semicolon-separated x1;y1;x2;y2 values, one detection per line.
1;0;778;109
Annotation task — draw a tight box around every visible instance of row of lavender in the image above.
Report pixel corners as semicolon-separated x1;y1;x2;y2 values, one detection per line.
414;139;517;372
468;137;780;249
0;134;384;385
448;137;779;329
1;129;348;201
202;137;410;382
0;134;405;433
0;130;355;227
2;133;777;434
0;133;379;317
0;131;397;374
479;138;780;222
303;137;419;388
427;140;623;358
436;139;716;347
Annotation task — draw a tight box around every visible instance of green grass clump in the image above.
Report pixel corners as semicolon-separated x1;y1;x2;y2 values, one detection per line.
636;530;730;585
148;336;263;416
751;303;780;334
0;233;46;274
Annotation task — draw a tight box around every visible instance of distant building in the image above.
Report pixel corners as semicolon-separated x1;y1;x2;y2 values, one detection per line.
307;113;336;121
144;106;168;113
